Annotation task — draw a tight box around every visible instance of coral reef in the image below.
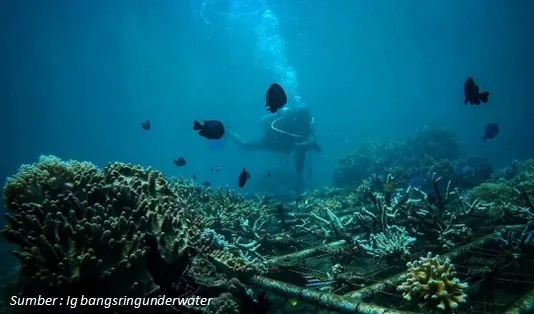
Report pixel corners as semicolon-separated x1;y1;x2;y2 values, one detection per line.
333;125;496;193
334;125;463;188
466;182;518;205
1;141;534;314
495;221;534;252
397;252;468;311
2;156;167;296
469;159;534;207
0;156;263;302
354;225;415;262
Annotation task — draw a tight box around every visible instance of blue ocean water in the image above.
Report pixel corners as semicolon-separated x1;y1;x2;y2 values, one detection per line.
2;2;534;313
1;0;533;207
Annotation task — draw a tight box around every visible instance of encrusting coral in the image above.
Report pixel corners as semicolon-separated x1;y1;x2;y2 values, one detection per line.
397;252;468;311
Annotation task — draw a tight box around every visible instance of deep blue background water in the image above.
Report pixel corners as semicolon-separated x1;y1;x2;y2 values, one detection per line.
1;0;533;211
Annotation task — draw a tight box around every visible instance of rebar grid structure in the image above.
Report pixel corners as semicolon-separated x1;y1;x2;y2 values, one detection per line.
249;225;534;313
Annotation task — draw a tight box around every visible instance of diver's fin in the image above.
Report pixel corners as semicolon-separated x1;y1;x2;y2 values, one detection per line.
479;91;489;103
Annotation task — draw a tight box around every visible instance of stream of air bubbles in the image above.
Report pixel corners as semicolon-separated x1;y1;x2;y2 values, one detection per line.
190;0;304;106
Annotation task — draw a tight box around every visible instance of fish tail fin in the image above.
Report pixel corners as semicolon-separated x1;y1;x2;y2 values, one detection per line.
479;92;489;103
193;120;203;131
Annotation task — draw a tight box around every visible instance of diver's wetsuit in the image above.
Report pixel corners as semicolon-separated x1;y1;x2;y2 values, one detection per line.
229;107;321;188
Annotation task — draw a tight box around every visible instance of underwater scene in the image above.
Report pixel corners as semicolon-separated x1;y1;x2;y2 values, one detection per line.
1;0;533;313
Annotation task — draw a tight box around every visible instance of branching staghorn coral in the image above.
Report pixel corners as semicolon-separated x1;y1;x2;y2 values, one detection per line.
309;207;353;241
353;225;416;262
402;174;477;249
306;175;418;261
465;183;534;225
167;178;269;234
397;252;468;311
494;221;534;253
200;221;267;265
168;178;280;261
352;176;411;234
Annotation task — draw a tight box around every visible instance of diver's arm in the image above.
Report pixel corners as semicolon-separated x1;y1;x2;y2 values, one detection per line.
228;131;267;151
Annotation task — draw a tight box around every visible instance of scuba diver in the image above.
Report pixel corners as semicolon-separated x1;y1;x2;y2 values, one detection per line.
228;106;321;189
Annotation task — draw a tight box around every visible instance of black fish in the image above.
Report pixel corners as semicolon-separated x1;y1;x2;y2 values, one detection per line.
141;120;151;130
173;157;186;167
464;77;489;105
266;83;287;113
202;181;211;187
193;120;225;140
238;168;251;188
482;123;499;141
192;174;197;180
267;171;271;179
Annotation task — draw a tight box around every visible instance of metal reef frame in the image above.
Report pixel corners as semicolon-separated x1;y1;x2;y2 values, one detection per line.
249;225;530;313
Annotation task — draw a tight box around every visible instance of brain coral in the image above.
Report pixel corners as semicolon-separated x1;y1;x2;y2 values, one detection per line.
397;252;468;311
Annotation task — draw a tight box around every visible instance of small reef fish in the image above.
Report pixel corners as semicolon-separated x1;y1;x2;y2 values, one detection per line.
193;120;225;140
304;275;334;289
192;174;197;180
265;83;287;113
238;168;251;188
202;181;211;187
211;166;222;172
173;157;186;167
482;123;499;141
409;176;427;189
288;297;298;306
464;77;489;105
384;180;397;192
141;120;151;130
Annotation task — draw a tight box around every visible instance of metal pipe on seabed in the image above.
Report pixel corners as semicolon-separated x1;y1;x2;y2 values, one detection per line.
503;288;534;314
250;275;417;314
252;225;526;313
344;225;525;300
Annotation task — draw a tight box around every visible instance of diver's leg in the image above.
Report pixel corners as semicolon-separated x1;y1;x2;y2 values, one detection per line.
306;153;313;180
295;148;306;190
227;130;266;151
295;140;322;153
